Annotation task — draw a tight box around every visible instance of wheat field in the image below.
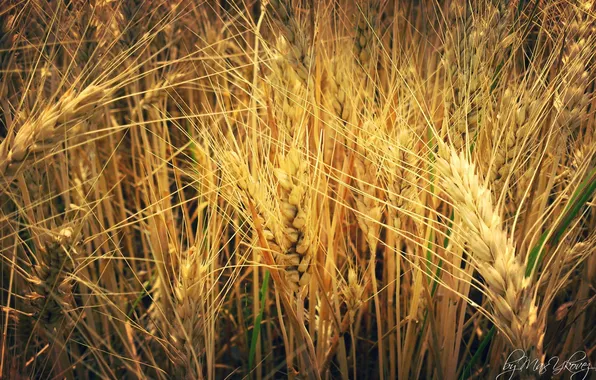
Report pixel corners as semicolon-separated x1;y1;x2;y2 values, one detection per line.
0;0;594;379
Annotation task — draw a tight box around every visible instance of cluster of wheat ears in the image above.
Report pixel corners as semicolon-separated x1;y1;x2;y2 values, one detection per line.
0;0;594;379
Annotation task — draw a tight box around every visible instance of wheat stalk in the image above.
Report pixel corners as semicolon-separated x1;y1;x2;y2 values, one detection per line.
269;47;308;143
170;246;209;380
436;146;542;351
0;85;108;185
323;52;354;126
0;11;15;87
354;2;378;70
25;227;78;334
555;0;594;137
487;86;542;214
267;0;314;86
140;71;186;108
222;150;320;377
384;129;421;235
273;147;314;292
352;121;383;254
223;149;314;293
442;2;512;151
341;267;365;321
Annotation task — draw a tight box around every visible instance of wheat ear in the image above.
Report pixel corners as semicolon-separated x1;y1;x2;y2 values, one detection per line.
489;87;540;201
224;149;314;293
354;2;378;70
223;150;320;376
436;146;542;351
555;0;594;137
267;0;314;86
25;227;78;332
442;3;512;151
341;267;365;322
273;147;314;292
384;129;421;234
171;246;209;379
0;85;108;184
353;121;383;254
270;47;308;143
323;53;354;126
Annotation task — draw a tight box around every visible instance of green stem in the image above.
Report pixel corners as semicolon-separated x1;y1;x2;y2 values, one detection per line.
248;270;270;374
525;166;596;277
